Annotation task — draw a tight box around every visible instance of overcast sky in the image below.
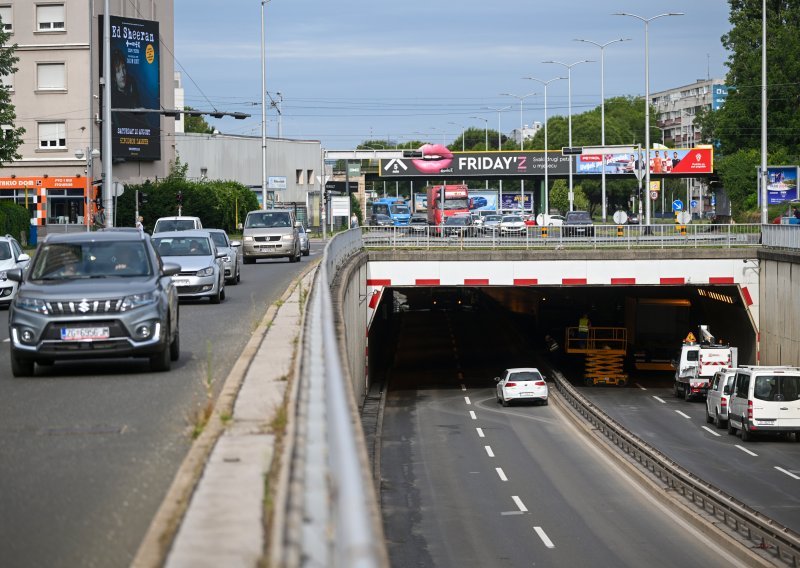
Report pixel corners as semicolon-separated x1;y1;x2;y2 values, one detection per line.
174;0;732;149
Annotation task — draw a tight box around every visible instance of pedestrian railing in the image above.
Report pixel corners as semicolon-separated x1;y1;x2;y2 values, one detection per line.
761;224;800;251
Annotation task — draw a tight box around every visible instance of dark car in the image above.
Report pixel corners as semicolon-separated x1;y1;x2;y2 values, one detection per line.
6;231;181;376
409;215;428;232
563;210;595;237
443;214;473;236
626;211;639;225
370;213;393;227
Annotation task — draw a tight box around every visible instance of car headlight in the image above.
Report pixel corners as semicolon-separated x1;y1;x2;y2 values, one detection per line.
15;296;49;314
282;234;294;241
196;266;214;277
243;236;253;242
222;255;231;262
120;291;159;311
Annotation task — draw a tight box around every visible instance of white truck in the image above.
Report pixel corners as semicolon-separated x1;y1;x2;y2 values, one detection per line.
673;326;738;401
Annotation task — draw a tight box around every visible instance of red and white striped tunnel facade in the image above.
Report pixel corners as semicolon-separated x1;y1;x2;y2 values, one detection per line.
365;258;759;330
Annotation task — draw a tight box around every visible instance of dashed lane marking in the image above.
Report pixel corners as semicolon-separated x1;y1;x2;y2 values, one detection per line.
534;526;555;548
775;466;800;480
485;446;494;457
735;445;758;457
701;426;722;437
675;410;691;419
512;496;528;512
636;383;647;391
476;428;485;438
461;384;466;391
496;468;508;481
464;396;471;405
653;396;667;404
469;411;476;420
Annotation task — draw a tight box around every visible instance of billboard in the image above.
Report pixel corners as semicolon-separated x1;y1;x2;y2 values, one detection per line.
380;145;713;178
764;166;798;205
500;193;532;211
468;191;498;211
103;16;161;160
712;84;729;111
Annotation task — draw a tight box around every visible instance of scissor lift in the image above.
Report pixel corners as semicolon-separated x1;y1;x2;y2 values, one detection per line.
564;326;628;386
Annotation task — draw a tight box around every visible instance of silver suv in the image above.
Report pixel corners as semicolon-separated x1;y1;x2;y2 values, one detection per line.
6;231;181;376
242;209;301;263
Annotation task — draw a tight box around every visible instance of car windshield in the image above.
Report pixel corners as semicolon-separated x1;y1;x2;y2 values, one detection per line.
209;232;228;247
444;198;469;210
156;219;196;232
410;217;426;224
567;212;591;222
373;204;389;216
245;212;292;228
390;204;410;215
153;236;212;257
503;216;522;223
0;241;11;260
29;241;151;279
445;216;468;225
509;371;543;382
485;215;502;222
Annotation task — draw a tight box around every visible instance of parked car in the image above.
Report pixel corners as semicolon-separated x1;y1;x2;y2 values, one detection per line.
496;368;549;406
563;210;595;237
370;213;394;227
523;215;537;227
536;213;565;226
443;214;473;236
626;211;640;225
409;215;428;232
480;214;503;235
152;230;226;303
296;223;310;256
727;366;800;441
6;231;181;376
241;209;301;264
499;215;526;235
206;228;242;284
0;234;31;308
705;368;737;428
153;216;203;233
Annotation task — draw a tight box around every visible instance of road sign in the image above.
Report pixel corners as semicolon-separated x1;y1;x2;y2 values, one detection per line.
561;147;583;155
677;211;692;224
672;199;683;212
690;199;698;209
650;190;659;200
612;210;628;224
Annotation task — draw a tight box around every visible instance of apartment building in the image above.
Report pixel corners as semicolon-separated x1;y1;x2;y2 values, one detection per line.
0;1;175;229
651;78;728;147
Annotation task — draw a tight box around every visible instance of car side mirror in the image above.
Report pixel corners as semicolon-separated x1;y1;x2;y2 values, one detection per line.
5;268;22;282
230;240;241;247
17;253;30;263
162;262;181;277
723;385;732;395
216;251;226;259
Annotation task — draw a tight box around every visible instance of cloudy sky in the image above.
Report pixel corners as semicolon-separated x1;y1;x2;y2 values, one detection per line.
174;0;732;149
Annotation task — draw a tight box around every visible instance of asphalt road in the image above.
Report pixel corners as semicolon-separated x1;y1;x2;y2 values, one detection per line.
0;244;320;568
379;309;751;567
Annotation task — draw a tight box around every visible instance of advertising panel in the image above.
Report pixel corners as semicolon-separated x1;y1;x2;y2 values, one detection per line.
500;193;532;211
104;16;161;161
765;166;798;204
468;191;498;211
413;193;427;212
381;145;713;178
712;85;729;111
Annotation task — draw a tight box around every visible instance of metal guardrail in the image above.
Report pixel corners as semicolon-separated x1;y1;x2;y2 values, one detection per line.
762;224;800;251
554;373;800;566
280;228;387;568
361;223;763;249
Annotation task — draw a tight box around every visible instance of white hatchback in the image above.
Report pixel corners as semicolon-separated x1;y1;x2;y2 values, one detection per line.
496;367;549;406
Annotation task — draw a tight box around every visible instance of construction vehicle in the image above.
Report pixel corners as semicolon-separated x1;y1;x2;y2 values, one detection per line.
564;326;628;386
672;325;738;401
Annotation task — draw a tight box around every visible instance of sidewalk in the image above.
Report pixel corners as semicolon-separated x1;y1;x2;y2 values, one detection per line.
133;265;317;568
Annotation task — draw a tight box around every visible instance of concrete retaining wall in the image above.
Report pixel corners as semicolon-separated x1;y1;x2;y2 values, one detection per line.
331;251;370;402
758;250;800;365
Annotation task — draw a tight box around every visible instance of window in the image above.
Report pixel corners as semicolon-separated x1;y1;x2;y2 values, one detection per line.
37;62;65;90
38;122;66;149
307;170;314;186
0;72;12;90
36;4;65;31
296;169;303;184
0;6;12;32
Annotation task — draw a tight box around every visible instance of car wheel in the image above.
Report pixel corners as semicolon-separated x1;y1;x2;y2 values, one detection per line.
236;264;241;283
149;344;171;372
220;284;226;302
714;410;725;429
727;421;737;436
303;248;310;257
542;399;549;406
740;424;752;442
705;406;714;424
210;283;222;304
684;386;692;401
10;351;34;377
169;322;181;362
244;256;255;265
501;397;509;407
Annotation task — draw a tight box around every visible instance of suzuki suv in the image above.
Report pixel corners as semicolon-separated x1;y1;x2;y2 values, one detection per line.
6;231;181;376
242;209;301;263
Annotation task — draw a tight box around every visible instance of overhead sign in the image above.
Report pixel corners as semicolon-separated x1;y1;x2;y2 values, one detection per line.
380;145;713;178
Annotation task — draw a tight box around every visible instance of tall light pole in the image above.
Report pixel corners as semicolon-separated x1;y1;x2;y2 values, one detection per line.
761;0;768;224
500;92;537;150
471;116;490;189
614;12;683;225
523;76;566;220
448;121;467;151
260;0;270;209
574;38;630;222
484;106;511;150
102;0;112;227
543;59;593;212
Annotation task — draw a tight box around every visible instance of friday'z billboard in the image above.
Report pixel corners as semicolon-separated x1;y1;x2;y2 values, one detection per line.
101;16;161;161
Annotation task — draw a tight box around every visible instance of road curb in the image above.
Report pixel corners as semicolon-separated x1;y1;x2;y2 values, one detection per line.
132;260;319;568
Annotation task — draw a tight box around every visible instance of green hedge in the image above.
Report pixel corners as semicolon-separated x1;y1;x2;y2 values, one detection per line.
0;201;30;243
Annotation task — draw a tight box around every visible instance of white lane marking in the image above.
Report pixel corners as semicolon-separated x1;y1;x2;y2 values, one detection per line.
2;338;9;343
485;446;494;457
512;496;528;512
501;511;524;516
775;466;800;480
496;467;508;481
461;384;466;391
636;383;647;391
701;426;722;437
534;526;555;548
464;396;472;405
469;411;477;420
653;396;667;404
675;410;691;419
735;445;758;457
476;428;485;438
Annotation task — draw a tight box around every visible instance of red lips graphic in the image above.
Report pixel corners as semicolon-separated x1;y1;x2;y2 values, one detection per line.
412;144;453;174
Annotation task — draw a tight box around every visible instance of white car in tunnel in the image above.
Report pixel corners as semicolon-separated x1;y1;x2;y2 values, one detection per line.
496;367;549;406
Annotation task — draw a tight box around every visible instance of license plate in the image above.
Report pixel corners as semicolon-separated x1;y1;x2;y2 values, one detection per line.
61;327;109;341
522;392;535;397
173;278;190;286
260;245;278;250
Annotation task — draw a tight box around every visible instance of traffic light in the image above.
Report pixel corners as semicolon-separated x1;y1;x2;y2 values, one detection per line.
176;190;183;205
137;191;148;207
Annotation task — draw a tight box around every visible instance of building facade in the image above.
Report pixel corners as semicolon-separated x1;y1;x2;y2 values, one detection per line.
0;0;175;230
651;78;727;147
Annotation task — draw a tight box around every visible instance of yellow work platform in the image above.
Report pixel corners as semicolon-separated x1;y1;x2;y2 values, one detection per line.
564;326;628;386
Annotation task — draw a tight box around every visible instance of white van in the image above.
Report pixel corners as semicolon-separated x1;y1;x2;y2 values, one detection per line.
153;216;203;233
705;368;737;428
727;366;800;441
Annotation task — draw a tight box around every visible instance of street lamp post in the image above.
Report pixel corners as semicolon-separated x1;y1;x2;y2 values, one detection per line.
523;76;566;221
484;106;511;150
614;11;683;225
448;122;467;151
501;92;537;214
543;59;593;212
574;38;630;222
471;116;490;190
761;0;768;224
260;0;269;210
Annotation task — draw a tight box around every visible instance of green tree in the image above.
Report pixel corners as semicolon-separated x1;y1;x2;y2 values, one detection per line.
0;19;24;162
183;106;214;134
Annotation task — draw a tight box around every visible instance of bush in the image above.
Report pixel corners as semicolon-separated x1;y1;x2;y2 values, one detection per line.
0;201;30;243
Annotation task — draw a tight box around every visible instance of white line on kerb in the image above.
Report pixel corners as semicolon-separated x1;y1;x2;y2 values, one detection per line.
485;446;494;457
735;445;758;457
775;466;800;480
476;428;485;438
512;496;528;512
496;468;508;481
464;396;471;405
653;396;667;404
636;383;647;391
701;426;722;437
461;384;467;391
675;410;691;419
534;526;555;548
469;411;477;420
